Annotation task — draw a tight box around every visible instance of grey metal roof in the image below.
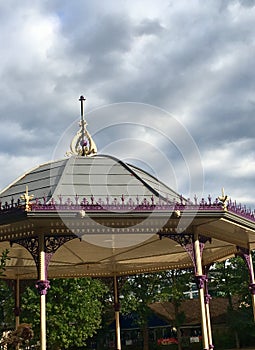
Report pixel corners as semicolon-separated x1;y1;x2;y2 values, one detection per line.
0;155;183;207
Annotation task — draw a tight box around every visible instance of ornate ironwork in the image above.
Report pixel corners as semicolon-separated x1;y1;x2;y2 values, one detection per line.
11;235;77;278
195;274;207;289
2;194;255;224
205;292;212;304
20;186;34;212
159;233;197;270
11;237;39;266
236;246;255;290
249;283;255;295
159;233;193;246
66;96;97;157
36;280;50;295
203;265;212;304
159;233;211;274
218;188;229;211
45;235;77;254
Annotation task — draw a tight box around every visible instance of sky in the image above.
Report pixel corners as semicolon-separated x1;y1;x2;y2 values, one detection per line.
0;0;254;208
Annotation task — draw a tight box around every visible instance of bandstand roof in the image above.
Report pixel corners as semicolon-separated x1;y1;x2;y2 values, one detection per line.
0;98;255;281
0;155;182;206
0;153;255;280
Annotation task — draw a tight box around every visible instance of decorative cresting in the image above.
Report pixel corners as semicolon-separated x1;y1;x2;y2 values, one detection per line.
1;195;255;223
67;95;97;157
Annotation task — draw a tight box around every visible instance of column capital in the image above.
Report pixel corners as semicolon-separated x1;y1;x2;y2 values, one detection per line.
14;306;21;317
249;283;255;295
114;302;121;312
36;280;50;295
195;274;207;289
205;293;212;304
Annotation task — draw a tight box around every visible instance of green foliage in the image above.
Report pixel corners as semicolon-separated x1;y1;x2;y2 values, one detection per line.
120;270;192;326
0;249;14;329
0;249;10;276
209;256;249;302
213;328;236;349
0;280;15;329
209;255;255;346
21;277;108;350
227;306;255;335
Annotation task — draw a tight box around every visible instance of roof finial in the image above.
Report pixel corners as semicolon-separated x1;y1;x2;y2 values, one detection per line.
218;187;229;211
66;96;97;157
79;95;86;152
79;95;86;119
20;186;34;212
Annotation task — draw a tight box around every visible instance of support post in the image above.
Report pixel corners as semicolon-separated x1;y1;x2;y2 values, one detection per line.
204;278;213;349
194;232;209;350
158;232;212;350
15;277;20;329
237;247;255;321
15;277;20;350
248;253;255;322
11;234;77;350
36;234;50;350
114;275;121;350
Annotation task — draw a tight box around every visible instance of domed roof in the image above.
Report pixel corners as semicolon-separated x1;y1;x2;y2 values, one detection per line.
0;154;183;208
0;97;255;281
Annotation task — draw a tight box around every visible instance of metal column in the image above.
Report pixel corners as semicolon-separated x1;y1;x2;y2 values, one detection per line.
194;232;209;350
114;275;121;350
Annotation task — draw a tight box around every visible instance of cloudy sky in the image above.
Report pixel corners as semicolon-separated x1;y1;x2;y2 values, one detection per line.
0;0;254;208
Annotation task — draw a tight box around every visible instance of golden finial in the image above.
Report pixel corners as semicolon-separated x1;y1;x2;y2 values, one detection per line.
218;187;229;211
20;186;34;212
66;96;97;157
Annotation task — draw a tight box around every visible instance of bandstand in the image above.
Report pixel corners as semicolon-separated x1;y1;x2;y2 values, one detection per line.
0;97;255;350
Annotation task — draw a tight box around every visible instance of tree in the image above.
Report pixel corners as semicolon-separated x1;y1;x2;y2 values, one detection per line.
0;249;9;276
21;277;109;350
0;281;14;330
0;249;14;330
120;270;192;350
209;255;255;348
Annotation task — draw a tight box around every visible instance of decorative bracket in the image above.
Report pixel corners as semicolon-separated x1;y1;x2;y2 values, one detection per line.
11;234;77;281
236;246;255;295
159;233;211;273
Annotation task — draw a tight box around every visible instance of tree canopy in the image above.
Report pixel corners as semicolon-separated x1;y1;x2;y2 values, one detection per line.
21;277;109;350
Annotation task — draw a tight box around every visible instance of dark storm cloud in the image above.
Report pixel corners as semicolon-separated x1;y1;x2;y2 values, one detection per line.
0;0;254;206
135;19;164;36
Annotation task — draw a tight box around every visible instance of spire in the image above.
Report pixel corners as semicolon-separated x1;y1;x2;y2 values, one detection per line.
67;96;97;157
